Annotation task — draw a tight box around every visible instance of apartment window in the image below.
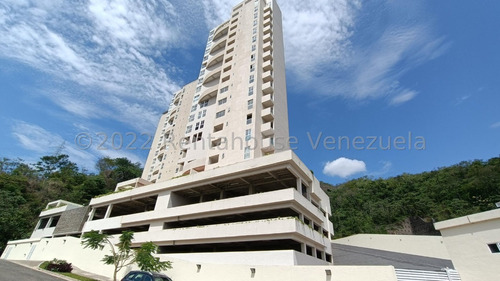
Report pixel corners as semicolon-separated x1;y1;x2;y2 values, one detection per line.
247;99;253;109
195;121;204;130
249;75;254;83
488;243;500;253
192;132;202;143
186;125;192;134
245;129;252;141
253;27;257;34
191;105;197;112
251;54;255;61
216;110;225;118
193;94;200;102
197;109;206;119
252;44;256;51
250;64;255;72
252;35;256;42
196;86;201;93
220;86;229;94
253;20;257;26
218;97;227;105
203;55;208;61
199;69;205;76
200;100;209;108
244;146;251;159
189;114;195;122
246;114;253;124
248;86;254;96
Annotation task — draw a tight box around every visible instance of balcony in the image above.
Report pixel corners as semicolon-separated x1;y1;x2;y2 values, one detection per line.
263;60;273;71
199;85;219;102
263;41;273;52
263;50;272;61
263;33;272;44
262;107;274;122
262;93;274;107
261;136;275;153
263;25;272;35
263;19;272;28
213;22;229;41
206;53;224;69
203;68;221;85
263;70;273;83
261;121;274;137
264;10;272;21
262;81;273;95
210;39;227;55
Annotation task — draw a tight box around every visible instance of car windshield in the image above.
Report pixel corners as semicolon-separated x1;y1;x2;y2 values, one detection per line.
154;277;171;281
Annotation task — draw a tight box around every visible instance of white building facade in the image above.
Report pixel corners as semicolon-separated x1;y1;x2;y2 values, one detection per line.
3;0;334;267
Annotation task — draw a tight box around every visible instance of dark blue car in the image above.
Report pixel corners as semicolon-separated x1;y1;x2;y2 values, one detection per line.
121;270;172;281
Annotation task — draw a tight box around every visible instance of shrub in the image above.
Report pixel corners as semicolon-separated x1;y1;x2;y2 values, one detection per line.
46;259;73;273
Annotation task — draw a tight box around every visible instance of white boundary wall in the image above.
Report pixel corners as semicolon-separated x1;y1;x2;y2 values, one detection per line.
2;236;397;281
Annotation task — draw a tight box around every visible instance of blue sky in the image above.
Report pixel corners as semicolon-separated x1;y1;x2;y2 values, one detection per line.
0;0;499;184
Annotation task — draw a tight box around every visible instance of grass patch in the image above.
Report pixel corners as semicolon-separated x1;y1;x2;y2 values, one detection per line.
39;261;99;281
60;272;100;281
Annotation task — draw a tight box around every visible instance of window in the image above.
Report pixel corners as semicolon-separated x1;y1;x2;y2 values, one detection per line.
252;44;256;51
200;100;209;108
193;94;200;102
220;86;229;94
202;109;207;117
189;114;195;122
247;99;253;109
192;132;203;143
249;75;254;83
250;64;255;72
246;114;252;124
253;27;257;34
216;110;225;118
244;146;251;159
195;122;200;130
218;97;227;105
252;35;256;42
196;86;201;92
253;20;257;26
191;105;197;112
186;125;192;134
198;77;203;84
248;86;254;96
245;129;252;141
251;54;255;61
488;243;500;253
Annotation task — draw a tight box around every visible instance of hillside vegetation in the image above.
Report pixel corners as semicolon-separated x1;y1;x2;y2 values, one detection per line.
1;154;499;253
0;155;141;254
324;157;500;238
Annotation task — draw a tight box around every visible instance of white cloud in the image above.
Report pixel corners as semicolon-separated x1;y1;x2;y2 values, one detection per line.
323;157;367;178
390;90;417;106
490;121;500;129
0;0;184;132
10;120;145;171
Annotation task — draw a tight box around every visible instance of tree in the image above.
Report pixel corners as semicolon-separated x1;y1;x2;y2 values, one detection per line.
81;231;171;281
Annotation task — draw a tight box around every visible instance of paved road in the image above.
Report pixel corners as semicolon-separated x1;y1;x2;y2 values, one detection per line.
0;260;65;281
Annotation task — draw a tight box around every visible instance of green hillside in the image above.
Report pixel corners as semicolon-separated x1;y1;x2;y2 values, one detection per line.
324;157;500;238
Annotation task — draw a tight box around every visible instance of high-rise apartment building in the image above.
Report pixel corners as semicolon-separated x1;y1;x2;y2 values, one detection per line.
142;0;289;182
5;0;334;267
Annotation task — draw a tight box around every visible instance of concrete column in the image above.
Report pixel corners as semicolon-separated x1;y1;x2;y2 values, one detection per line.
296;178;301;191
87;208;96;221
104;204;113;218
